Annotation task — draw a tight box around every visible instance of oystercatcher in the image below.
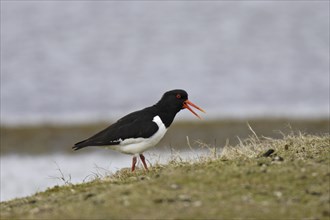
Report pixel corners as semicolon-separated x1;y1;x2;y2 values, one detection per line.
72;89;205;171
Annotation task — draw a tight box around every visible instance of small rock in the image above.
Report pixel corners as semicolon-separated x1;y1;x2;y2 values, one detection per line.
193;201;202;207
121;190;131;195
322;210;330;217
273;156;284;162
154;198;175;204
300;175;307;180
274;191;283;198
306;189;322;196
139;176;150;181
260;166;267;173
178;194;191;202
154;198;164;204
170;183;181;190
262;149;275;157
84;193;95;200
28;199;37;204
257;162;269;167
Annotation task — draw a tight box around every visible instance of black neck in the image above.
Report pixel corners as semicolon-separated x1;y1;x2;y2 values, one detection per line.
153;104;182;128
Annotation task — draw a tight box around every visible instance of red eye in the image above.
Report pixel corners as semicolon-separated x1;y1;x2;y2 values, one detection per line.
176;94;181;99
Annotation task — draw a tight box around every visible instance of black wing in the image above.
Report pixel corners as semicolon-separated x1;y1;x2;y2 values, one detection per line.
73;107;158;151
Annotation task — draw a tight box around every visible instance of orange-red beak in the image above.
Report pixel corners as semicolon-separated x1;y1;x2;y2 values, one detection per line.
183;100;206;119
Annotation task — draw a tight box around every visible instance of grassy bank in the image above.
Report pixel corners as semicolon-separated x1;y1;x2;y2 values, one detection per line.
1;118;329;154
1;133;329;219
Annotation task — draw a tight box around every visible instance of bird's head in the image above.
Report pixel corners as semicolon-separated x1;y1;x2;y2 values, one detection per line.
157;89;205;119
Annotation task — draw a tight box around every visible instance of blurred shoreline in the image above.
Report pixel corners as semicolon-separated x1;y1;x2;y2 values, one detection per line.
1;117;329;155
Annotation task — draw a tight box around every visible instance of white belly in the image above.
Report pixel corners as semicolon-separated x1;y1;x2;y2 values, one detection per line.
106;116;167;155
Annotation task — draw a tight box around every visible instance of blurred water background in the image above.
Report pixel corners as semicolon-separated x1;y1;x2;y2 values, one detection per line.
2;1;329;124
1;1;329;201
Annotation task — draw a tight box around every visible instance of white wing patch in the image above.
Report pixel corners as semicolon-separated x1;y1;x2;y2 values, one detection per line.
106;116;167;155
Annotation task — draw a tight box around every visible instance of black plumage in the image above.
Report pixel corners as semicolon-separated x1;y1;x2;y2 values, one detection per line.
72;89;205;172
73;107;159;150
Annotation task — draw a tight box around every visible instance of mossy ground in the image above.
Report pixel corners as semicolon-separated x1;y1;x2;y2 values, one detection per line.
1;133;329;219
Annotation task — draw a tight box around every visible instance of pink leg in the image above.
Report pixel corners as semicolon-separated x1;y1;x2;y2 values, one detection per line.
131;156;137;172
139;154;149;171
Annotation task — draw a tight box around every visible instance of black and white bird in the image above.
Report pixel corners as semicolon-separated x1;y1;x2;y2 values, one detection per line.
72;89;205;171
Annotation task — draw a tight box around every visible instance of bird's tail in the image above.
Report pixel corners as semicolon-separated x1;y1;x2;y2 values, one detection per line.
72;140;88;151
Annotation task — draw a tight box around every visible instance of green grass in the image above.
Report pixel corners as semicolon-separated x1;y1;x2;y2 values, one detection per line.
1;133;329;219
